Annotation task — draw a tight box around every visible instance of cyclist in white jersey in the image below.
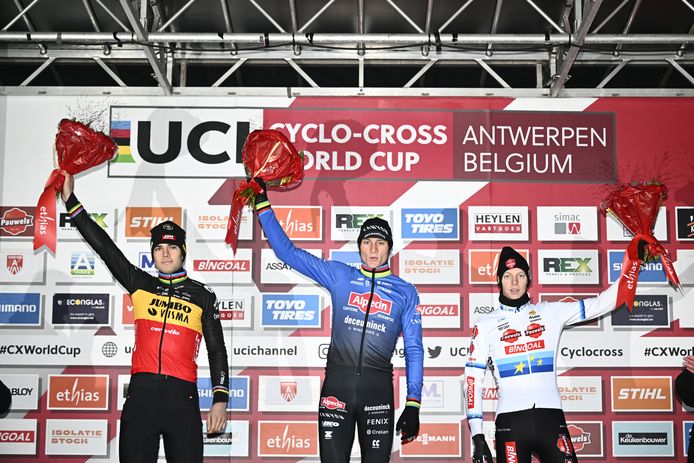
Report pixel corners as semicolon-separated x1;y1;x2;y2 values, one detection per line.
464;245;641;463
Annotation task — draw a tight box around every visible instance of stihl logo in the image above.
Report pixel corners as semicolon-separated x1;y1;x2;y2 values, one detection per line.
125;207;182;238
320;396;346;410
465;377;475;410
348;292;392;316
194;260;250;272
617;388;667;400
611;376;672;411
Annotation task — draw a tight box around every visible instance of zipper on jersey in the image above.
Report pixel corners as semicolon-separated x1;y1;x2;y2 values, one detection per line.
157;287;173;375
356;268;376;376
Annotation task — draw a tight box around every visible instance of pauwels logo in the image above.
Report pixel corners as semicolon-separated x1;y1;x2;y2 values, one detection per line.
0;207;35;237
348;292;392;316
47;375;109;410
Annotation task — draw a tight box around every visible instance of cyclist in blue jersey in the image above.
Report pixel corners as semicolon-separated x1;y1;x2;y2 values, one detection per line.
251;178;423;463
465;245;644;463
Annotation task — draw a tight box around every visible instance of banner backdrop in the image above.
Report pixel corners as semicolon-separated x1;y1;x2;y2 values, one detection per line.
0;95;693;462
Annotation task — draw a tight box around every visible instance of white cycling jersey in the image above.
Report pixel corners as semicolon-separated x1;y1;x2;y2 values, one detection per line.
464;281;619;436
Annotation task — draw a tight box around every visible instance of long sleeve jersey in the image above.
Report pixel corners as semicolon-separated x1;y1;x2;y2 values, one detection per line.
65;194;229;403
258;207;424;403
464;282;619;436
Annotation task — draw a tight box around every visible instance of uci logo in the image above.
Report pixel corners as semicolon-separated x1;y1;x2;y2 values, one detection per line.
132;120;248;165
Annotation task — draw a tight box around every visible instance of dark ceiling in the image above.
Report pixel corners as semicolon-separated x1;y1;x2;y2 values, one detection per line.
0;0;693;96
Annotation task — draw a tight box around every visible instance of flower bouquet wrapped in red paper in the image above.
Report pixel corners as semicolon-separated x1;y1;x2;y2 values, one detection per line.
225;129;304;253
601;181;681;312
34;119;118;252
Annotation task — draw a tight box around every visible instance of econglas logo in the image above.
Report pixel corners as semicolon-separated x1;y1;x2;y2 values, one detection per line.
469;249;530;285
269;206;322;240
611;294;669;327
401;208;459;240
125;207;183;238
468;206;528;241
257;421;318;457
48;375;109;410
0;207;35;237
70;251;95;276
261;294;321;328
348;292;392;316
400;422;461;457
536;206;598;241
611;376;672;412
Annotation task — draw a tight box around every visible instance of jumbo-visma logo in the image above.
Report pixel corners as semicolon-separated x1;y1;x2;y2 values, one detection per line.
108;108;260;178
348;292;392;316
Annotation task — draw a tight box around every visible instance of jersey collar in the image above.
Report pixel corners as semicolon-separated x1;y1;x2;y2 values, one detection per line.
499;303;528;313
359;263;392;278
158;269;188;285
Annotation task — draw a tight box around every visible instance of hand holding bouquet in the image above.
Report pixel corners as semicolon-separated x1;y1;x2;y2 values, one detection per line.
34;119;118;252
601;181;681;312
225;129;304;253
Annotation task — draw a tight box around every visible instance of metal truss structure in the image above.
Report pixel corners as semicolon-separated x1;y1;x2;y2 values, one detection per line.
1;0;693;97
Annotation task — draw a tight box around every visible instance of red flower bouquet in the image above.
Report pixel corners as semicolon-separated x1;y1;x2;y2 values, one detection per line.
34;119;118;252
601;182;680;312
225;129;304;253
